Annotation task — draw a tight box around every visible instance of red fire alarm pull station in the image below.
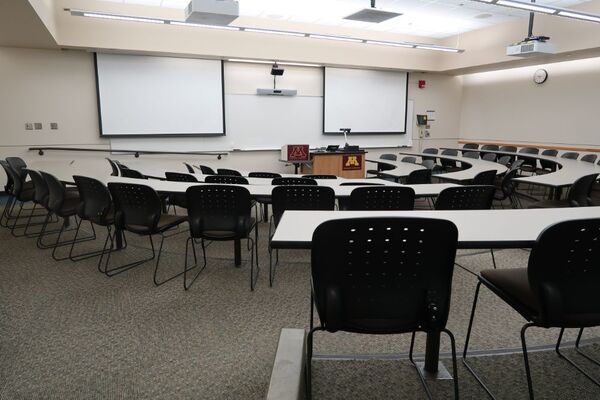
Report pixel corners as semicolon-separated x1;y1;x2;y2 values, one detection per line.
418;80;426;89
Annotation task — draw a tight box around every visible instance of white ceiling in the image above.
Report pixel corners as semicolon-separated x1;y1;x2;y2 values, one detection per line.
98;0;591;38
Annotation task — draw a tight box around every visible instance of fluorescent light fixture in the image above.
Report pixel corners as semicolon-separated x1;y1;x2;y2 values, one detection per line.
170;21;239;30
557;10;600;22
495;0;556;14
278;62;321;67
227;59;274;64
415;45;461;53
82;12;165;24
309;34;363;43
365;40;414;48
243;28;305;37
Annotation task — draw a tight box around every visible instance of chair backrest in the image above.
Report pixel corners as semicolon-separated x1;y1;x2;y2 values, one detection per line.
217;168;242;176
199;165;216;175
440;149;458;168
106;158;119;176
73;176;113;223
302;174;337;179
186;185;253;238
0;160;14;193
24;169;49;206
204;175;249;185
442;149;458;156
183;162;195;174
472;170;497;186
421;160;435;170
349;186;415;211
539;149;559;171
113;160;129;170
311;217;458;333
541;149;558;157
108;182;162;234
40;171;69;214
463;151;479;159
528;218;600;326
462;143;479;150
272;177;317;186
518;147;539;168
422;148;438;162
6;157;27;180
435;185;495;210
567;174;598;207
581;154;598;163
120;168;146;179
380;154;397;161
480;144;499;152
497;155;511;166
499;146;517;153
2;162;23;197
401;156;417;164
406;169;432;184
500;168;520;198
561;152;579;160
248;172;282;178
482;153;497;162
271;186;335;227
165;172;198;182
509;159;524;171
339;182;384;186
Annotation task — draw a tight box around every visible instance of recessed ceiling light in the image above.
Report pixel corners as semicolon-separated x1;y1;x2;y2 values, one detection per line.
365;40;414;48
170;21;239;30
309;34;363;43
243;28;305;37
82;12;165;24
558;10;600;23
495;0;555;14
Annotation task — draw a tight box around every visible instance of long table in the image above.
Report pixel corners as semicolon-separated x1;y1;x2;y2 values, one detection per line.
270;206;600;376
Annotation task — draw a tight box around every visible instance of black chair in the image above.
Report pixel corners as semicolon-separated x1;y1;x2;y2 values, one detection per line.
518;147;540;174
537;149;559;174
183;162;195;174
6;157;28;181
471;170;497;186
184;185;259;290
4;162;37;236
106;158;120;176
272;177;317;186
421;159;435;170
120;168;146;179
217;168;242;176
205;175;249;185
302;174;336;179
435;185;495;211
561;152;579;160
270;186;335;286
165;172;198;209
581;154;598;163
339;182;383;186
199;165;216;175
499;146;517;163
104;183;187;282
401;156;417;164
529;174;598;208
497;155;511;166
406;169;432;184
463;218;600;400
367;153;397;176
40;172;97;261
463;151;479;159
70;176;117;264
422;148;438;162
482;153;497;162
493;168;521;209
307;217;459;399
248;172;281;179
480;144;499;159
461;143;479;155
349;186;415;210
1;160;16;228
440;149;460;171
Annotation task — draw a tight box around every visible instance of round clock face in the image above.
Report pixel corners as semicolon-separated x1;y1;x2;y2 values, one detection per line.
533;69;548;84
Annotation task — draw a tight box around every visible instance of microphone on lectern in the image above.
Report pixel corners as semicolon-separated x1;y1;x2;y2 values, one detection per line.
339;128;351;147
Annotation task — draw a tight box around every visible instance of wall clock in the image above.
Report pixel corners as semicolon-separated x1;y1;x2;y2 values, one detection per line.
533;69;548;84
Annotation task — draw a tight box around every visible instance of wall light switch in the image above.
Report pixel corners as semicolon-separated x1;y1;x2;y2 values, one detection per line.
50;122;58;130
34;122;43;130
25;123;34;130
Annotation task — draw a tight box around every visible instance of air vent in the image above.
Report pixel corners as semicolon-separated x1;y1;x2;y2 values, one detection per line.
344;8;402;23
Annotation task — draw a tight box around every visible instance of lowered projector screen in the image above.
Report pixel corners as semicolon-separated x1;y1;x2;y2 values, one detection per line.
323;67;408;134
95;53;224;136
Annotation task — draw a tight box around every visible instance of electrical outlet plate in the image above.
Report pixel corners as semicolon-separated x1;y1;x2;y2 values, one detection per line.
50;122;58;130
25;123;34;130
34;122;42;130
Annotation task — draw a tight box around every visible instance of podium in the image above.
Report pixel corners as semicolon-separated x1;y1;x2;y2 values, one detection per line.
301;150;366;178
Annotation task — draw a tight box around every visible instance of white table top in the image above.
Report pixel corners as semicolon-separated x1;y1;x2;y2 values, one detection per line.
366;157;426;178
102;176;458;198
270;207;600;249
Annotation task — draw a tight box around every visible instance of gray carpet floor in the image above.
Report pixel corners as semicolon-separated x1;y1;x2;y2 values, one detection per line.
2;199;600;399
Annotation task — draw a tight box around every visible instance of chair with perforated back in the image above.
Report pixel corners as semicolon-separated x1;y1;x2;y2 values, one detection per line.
217;168;242;176
529;173;598;209
269;185;335;286
247;172;283;221
482;153;497;162
70;176;116;264
440;149;460;171
302;174;336;179
480;144;498;161
272;177;317;186
307;217;459;399
406;169;432;184
199;165;216;175
349;186;415;211
120;168;146;179
339;182;383;186
472;170;497;186
581;154;598;163
248;172;282;179
205;175;249;185
367;153;397;176
463;218;600;400
105;182;187;282
165;172;198;209
435;186;495;210
184;185;259;290
561;152;579;160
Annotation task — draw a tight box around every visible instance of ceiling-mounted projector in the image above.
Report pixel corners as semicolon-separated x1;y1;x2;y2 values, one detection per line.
257;63;297;96
185;0;239;25
344;0;401;23
507;36;555;57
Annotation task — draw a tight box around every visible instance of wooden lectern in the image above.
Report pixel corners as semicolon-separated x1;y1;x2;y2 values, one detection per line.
301;150;366;178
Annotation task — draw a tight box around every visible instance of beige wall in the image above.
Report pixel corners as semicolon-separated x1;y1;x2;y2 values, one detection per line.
459;56;600;150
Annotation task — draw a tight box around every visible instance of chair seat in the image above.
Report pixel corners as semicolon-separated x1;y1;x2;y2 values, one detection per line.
528;199;570;208
480;268;539;319
126;214;187;235
199;217;256;240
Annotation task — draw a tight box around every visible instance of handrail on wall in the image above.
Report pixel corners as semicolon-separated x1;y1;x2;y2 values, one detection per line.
28;147;228;160
458;140;600;153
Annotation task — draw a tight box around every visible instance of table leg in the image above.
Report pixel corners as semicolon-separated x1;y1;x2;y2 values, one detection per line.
116;229;124;249
234;239;241;267
424;331;440;373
